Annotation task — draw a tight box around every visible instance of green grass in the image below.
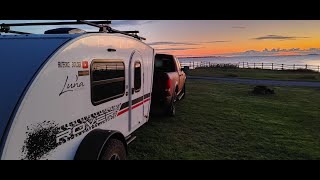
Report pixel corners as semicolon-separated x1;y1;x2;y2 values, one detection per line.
128;80;320;160
187;68;320;82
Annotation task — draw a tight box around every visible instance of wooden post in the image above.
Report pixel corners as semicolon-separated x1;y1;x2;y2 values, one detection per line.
306;64;308;69
272;63;273;70
193;61;195;69
282;64;284;70
293;64;295;70
243;62;244;68
254;63;255;69
262;63;264;69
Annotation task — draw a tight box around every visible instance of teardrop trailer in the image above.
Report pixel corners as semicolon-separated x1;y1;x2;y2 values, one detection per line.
0;20;155;160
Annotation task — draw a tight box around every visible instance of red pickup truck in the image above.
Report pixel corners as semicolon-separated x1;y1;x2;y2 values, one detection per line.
151;53;186;116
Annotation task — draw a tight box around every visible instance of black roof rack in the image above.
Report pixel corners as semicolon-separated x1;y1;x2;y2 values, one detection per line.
0;20;146;41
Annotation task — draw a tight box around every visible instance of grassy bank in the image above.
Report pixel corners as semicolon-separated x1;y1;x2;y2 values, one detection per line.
128;79;320;160
187;68;320;81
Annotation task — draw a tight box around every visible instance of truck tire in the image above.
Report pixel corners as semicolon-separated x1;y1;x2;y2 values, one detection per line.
99;139;127;160
181;84;186;99
168;91;176;117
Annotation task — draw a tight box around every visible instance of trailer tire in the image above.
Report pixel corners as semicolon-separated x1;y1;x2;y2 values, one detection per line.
74;129;127;160
100;139;127;160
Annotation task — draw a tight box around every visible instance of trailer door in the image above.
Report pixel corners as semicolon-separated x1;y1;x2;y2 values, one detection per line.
128;52;144;131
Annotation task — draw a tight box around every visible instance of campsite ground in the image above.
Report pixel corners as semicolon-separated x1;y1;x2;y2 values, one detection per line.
187;68;320;82
128;79;320;160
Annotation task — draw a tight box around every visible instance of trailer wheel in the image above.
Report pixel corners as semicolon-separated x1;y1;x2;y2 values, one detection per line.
168;91;176;117
100;139;127;160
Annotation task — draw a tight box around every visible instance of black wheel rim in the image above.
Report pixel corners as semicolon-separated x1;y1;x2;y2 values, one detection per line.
110;154;120;160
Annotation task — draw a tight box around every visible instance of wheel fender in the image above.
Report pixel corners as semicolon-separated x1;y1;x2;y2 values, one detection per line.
74;129;127;160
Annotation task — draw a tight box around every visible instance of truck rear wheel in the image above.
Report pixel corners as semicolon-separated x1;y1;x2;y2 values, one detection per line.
181;84;186;99
100;139;127;160
168;91;176;117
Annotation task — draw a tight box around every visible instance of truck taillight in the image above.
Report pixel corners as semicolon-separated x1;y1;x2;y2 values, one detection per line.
165;78;171;90
164;78;171;96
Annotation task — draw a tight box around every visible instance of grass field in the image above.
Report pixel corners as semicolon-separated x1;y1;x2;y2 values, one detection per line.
187;68;320;82
128;79;320;160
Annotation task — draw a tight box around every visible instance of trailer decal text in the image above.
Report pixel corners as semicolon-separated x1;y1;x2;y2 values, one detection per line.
58;61;82;68
56;104;121;145
59;75;84;96
22;104;121;160
58;62;70;68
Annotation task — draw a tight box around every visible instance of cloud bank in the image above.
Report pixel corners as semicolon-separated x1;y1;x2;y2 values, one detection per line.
253;35;310;40
222;48;320;57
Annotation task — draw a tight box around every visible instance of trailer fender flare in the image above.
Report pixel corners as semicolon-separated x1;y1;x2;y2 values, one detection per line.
74;129;127;160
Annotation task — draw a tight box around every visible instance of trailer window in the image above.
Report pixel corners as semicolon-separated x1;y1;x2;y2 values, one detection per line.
134;62;141;92
91;60;125;105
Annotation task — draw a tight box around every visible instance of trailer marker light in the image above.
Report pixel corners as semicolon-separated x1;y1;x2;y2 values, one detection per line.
82;61;88;69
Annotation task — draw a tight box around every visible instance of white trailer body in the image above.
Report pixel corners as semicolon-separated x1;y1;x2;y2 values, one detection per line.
0;33;154;160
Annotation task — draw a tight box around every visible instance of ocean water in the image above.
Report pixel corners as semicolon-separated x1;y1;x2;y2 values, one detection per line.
180;55;320;66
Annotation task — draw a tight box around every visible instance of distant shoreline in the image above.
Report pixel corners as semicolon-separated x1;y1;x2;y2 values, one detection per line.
179;54;320;59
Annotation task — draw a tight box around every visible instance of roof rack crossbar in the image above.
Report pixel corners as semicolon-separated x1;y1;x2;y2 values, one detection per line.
0;20;146;41
77;20;146;40
106;27;146;40
77;20;105;28
0;25;32;35
0;20;111;27
122;31;139;34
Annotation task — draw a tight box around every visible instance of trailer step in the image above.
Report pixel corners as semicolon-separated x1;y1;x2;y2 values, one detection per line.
126;135;137;145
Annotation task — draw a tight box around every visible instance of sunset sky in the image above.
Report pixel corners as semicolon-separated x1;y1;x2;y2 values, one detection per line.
1;20;320;57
